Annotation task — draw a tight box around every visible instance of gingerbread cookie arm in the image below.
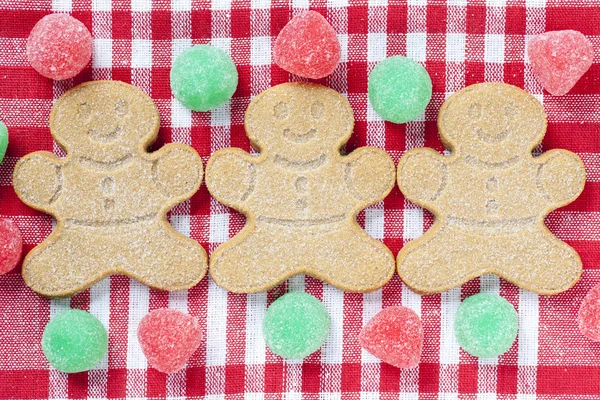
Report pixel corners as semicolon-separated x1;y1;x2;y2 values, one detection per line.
13;151;64;214
150;143;204;202
397;148;448;210
535;149;586;209
206;148;258;211
343;147;395;208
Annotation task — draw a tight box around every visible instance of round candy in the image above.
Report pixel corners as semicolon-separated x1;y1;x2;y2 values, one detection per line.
359;306;423;369
368;56;432;124
263;292;330;359
137;308;203;374
578;283;600;341
273;11;341;79
26;14;92;80
0;121;8;164
42;309;107;373
455;293;518;358
0;218;23;275
170;45;238;112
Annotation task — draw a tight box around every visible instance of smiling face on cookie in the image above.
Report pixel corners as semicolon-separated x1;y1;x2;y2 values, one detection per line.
244;83;354;164
438;83;547;165
50;81;160;163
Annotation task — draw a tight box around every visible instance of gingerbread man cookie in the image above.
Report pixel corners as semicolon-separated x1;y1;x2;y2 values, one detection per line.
206;82;395;293
397;82;586;295
13;81;207;297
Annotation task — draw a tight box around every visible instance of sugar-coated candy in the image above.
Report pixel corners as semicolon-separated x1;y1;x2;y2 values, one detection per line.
578;283;600;341
273;11;341;79
368;56;432;124
0;218;23;275
42;309;107;373
137;308;203;374
0;121;8;163
26;14;92;80
263;292;330;359
455;293;518;358
170;45;238;112
528;30;593;96
359;306;423;369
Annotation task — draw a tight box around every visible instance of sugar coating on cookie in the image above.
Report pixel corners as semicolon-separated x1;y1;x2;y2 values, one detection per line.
206;82;396;293
263;292;330;359
368;56;432;124
26;14;92;80
0;121;8;163
0;218;23;275
42;309;107;373
273;11;341;79
13;80;207;297
528;30;593;96
359;306;423;369
578;283;600;342
138;308;203;373
397;82;586;295
170;45;238;112
455;293;518;358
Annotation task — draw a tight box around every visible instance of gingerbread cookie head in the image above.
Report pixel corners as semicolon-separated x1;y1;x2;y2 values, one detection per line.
50;81;160;163
244;82;353;163
438;83;547;165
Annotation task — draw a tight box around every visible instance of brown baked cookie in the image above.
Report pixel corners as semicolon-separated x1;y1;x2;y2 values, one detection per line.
13;80;207;297
397;82;586;295
206;82;396;293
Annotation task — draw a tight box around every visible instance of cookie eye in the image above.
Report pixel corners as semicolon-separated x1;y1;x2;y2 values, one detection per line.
115;99;128;116
310;102;324;119
78;102;92;121
273;102;289;120
504;103;519;120
468;103;482;119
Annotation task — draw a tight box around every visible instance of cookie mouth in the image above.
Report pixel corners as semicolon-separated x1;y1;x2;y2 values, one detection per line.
283;128;317;143
475;127;510;143
89;126;123;143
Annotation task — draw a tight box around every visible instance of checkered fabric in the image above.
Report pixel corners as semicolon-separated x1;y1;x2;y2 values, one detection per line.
0;0;599;398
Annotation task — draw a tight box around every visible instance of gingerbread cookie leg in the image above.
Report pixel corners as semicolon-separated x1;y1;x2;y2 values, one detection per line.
23;227;115;297
495;224;581;294
117;220;206;291
309;222;395;292
210;222;302;293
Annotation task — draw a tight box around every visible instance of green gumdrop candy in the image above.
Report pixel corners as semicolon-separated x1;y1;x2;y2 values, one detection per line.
42;309;108;373
263;292;330;359
368;55;432;124
0;121;8;163
170;44;238;112
455;293;518;358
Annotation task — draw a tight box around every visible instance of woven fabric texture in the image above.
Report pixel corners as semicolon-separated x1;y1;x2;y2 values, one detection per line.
1;0;599;399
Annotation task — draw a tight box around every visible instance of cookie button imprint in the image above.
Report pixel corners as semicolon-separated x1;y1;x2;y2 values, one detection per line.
397;82;586;295
206;82;396;293
13;80;207;297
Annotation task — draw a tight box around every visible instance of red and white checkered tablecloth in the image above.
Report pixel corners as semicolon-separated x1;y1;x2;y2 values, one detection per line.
1;0;599;398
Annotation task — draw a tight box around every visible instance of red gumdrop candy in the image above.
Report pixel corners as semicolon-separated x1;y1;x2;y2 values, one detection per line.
0;218;23;275
137;309;203;374
26;14;92;80
578;283;600;341
273;11;341;79
359;306;423;369
528;30;593;96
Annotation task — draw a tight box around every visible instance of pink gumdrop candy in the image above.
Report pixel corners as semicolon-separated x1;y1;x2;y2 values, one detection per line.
0;218;23;275
578;283;600;341
527;30;594;96
273;11;341;79
137;309;203;374
359;306;423;369
26;14;92;80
